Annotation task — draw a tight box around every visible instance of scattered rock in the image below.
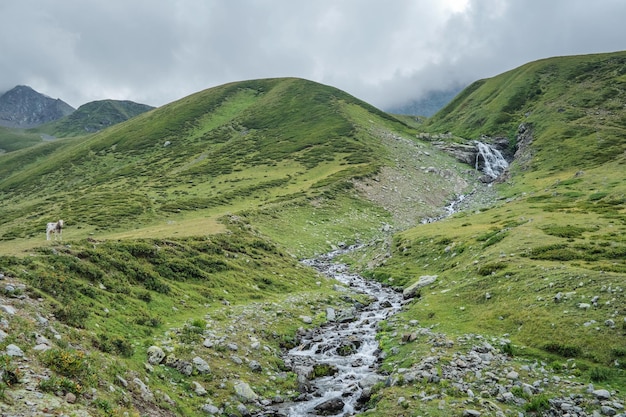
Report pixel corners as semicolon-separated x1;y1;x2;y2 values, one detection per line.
0;305;16;315
506;370;519;380
116;375;129;388
233;403;248;416
313;397;345;415
403;275;437;299
201;404;220;415
326;308;336;322
65;392;77;404
601;405;617;416
593;389;611;400
249;360;262;372
402;333;417;343
193;356;211;374
192;381;207;396
165;355;193;376
5;344;23;357
133;377;154;401
146;345;165;365
234;381;258;403
33;343;51;352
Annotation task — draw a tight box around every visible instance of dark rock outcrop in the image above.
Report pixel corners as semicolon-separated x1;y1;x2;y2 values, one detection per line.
0;85;74;128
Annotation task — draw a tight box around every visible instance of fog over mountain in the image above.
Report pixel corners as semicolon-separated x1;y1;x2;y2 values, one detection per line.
1;0;626;109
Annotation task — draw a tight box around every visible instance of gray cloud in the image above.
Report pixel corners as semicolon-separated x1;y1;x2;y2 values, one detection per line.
1;0;625;109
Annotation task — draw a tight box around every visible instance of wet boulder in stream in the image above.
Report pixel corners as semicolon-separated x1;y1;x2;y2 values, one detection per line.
313;397;345;415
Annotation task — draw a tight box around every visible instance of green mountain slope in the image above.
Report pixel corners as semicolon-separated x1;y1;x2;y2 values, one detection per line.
0;77;472;253
357;51;626;415
429;51;626;171
0;59;624;417
0;125;45;153
34;99;155;137
0;77;482;416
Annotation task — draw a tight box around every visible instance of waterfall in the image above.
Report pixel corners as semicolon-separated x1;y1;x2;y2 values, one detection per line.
475;141;508;180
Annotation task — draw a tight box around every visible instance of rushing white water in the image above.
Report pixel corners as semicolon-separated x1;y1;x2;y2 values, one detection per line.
475;141;508;180
421;192;469;224
271;246;404;417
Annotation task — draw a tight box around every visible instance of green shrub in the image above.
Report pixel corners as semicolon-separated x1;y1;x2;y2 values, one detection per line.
54;301;90;328
611;347;626;358
588;192;609;201
589;366;613;382
179;322;205;344
543;343;581;358
542;224;589;238
313;364;338;378
39;375;84;395
527;244;581;261
134;313;162;328
41;348;92;380
477;263;507;276
476;229;501;242
500;343;514;356
93;333;134;357
0;355;20;387
524;394;550;412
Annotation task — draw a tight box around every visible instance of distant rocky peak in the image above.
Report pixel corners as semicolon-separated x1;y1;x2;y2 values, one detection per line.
0;85;75;128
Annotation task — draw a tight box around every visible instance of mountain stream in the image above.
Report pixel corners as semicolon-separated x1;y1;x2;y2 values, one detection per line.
267;246;405;416
259;144;504;416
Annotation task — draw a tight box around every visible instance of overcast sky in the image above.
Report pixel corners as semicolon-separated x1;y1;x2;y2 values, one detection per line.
1;0;625;110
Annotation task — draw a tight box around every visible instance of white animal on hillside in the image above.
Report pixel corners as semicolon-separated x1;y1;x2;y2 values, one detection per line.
46;220;64;241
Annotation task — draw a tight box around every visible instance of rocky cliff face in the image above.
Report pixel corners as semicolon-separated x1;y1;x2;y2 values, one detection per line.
0;85;75;128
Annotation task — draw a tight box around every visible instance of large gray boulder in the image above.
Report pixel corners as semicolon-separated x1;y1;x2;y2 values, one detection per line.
403;275;437;299
314;397;345;415
193;356;211;374
146;346;166;365
234;381;258;403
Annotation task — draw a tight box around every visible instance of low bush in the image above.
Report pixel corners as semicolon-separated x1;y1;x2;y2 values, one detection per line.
41;348;92;379
589;366;613;382
543;343;581;358
542;224;589;238
93;333;134;358
39;375;83;395
0;355;21;387
524;394;550;412
477;263;507;276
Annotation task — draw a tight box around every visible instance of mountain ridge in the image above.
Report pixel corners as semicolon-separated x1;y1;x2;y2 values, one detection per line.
0;85;75;128
33;99;155;137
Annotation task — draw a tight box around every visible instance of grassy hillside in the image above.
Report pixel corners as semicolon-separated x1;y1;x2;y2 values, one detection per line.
0;77;482;415
0;78;471;255
1;56;624;416
0;125;44;153
428;51;626;170
353;52;626;415
0;100;153;155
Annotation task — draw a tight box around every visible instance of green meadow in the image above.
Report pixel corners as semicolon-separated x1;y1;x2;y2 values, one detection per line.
0;52;624;416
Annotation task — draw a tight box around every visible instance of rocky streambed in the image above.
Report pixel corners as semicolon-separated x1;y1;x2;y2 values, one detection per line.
255;247;625;417
260;246;404;416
